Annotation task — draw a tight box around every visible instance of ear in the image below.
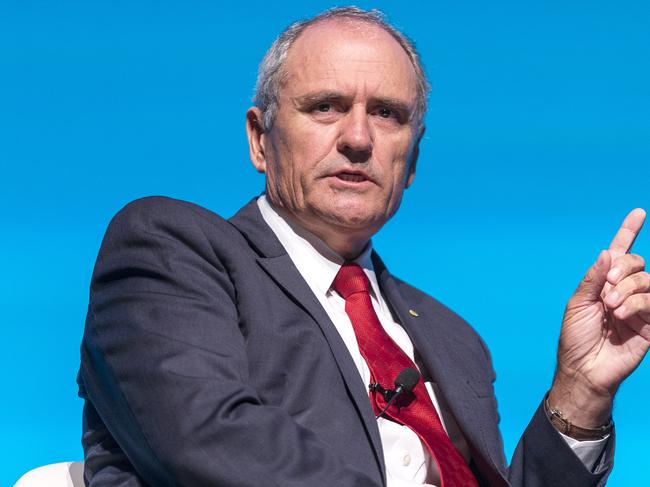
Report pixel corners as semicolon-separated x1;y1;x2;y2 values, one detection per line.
246;107;267;173
405;126;424;188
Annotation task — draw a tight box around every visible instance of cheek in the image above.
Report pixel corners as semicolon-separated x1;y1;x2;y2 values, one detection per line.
379;146;412;186
264;136;295;199
291;127;338;189
266;132;317;207
380;150;414;210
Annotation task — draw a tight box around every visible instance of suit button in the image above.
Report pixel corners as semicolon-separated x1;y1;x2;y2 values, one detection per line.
402;454;411;466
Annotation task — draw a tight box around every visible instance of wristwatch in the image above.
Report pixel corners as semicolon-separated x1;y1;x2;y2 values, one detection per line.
544;395;613;441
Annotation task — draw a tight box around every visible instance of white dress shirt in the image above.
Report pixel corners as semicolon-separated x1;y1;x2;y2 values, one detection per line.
256;195;606;486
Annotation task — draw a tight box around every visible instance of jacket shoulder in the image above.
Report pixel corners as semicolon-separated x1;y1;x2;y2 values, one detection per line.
110;195;228;229
100;196;244;246
93;196;250;280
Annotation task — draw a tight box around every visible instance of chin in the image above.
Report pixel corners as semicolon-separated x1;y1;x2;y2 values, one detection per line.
320;206;386;233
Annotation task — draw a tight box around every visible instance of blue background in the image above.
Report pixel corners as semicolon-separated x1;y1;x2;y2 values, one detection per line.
2;1;649;484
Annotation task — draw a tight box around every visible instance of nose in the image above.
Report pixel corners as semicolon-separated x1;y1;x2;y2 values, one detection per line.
337;105;373;163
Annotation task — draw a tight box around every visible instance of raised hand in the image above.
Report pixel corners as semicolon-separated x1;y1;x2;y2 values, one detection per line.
548;209;649;429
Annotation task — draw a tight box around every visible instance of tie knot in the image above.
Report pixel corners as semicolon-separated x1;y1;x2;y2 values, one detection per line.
333;263;370;299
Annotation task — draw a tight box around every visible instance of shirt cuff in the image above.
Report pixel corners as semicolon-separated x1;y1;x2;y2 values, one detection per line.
559;431;610;471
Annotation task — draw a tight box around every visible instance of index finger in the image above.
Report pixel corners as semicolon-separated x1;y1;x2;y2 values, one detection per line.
608;208;646;257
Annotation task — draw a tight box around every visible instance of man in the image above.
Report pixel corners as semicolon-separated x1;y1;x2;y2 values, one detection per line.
78;7;649;486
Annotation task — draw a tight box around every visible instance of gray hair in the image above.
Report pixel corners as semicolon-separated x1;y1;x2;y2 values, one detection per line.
253;6;430;132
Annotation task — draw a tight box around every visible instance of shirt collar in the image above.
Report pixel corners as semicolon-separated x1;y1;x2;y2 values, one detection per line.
257;194;381;298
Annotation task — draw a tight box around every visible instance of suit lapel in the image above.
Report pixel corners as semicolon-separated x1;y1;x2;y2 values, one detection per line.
229;200;386;483
374;254;508;486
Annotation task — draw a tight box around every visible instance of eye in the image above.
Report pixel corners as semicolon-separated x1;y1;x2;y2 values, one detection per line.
377;107;393;118
316;103;332;112
371;105;407;125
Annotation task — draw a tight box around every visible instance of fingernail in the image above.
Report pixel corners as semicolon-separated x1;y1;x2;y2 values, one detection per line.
606;291;619;306
608;268;621;282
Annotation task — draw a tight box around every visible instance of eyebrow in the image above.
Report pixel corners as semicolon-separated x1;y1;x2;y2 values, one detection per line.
293;91;348;107
293;91;414;119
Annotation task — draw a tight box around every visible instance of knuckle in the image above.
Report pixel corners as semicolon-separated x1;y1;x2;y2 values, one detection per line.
630;292;650;309
631;273;644;286
615;254;645;274
621;273;650;295
641;271;650;287
613;279;629;295
628;272;650;292
624;294;640;310
629;253;645;269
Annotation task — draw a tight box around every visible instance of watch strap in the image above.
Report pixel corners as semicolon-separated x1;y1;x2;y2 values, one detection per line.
544;395;613;441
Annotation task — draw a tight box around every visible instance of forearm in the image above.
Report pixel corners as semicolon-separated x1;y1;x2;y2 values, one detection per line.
548;368;613;430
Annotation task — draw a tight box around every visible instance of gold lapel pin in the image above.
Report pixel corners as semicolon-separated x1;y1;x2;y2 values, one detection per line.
408;309;419;317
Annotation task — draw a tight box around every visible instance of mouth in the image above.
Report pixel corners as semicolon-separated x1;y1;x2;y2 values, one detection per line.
330;169;374;185
336;173;368;183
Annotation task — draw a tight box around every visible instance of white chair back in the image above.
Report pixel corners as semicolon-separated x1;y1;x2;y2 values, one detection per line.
14;461;84;487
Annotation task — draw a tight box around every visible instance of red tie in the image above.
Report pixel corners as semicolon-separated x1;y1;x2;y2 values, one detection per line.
333;263;478;487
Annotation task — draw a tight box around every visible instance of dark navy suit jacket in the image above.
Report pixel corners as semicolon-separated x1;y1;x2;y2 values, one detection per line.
78;196;614;486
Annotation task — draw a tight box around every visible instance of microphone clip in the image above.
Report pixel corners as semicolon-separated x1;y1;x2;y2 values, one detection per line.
368;383;396;402
369;368;420;419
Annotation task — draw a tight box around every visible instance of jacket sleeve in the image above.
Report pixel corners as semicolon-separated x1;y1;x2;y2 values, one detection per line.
507;399;614;487
78;197;381;487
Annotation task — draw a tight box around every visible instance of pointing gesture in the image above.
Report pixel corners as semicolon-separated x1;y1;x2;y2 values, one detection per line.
548;208;649;430
604;209;650;340
608;208;645;259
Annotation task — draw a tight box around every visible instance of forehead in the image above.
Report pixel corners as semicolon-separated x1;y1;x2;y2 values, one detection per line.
281;19;417;103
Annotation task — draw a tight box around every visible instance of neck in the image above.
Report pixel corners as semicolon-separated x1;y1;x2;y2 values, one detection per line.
267;199;371;261
309;229;369;260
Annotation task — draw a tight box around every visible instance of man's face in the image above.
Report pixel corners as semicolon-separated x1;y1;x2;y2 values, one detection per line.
248;20;421;251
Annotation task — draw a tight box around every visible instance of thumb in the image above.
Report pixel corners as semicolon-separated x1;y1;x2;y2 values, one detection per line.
572;250;612;303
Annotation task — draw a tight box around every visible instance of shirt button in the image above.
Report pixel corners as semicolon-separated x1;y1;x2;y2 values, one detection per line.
402;454;411;466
